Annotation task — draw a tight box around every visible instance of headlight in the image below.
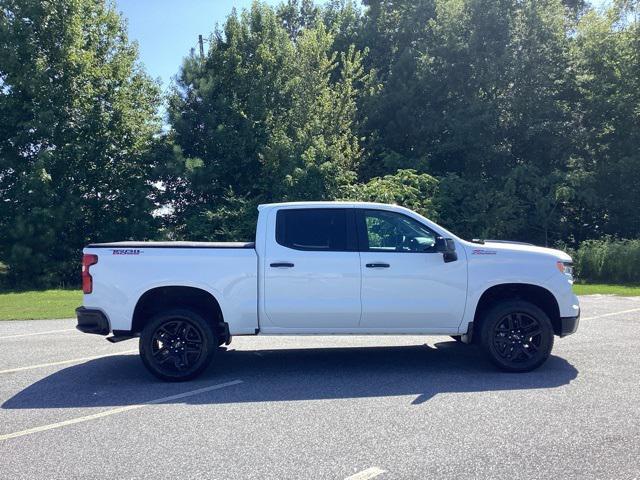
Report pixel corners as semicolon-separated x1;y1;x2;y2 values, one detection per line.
556;261;573;277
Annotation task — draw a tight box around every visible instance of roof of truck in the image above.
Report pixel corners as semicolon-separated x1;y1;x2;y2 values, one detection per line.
257;201;398;210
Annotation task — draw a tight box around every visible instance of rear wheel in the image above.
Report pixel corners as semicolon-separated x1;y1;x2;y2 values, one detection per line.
481;300;554;372
139;308;216;381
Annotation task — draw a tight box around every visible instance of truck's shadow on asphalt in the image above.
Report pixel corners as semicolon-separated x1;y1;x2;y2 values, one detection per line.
2;341;578;409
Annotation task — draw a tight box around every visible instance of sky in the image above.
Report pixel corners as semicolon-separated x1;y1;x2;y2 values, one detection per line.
114;0;280;92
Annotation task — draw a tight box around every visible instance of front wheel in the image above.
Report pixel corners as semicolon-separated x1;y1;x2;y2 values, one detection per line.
481;300;554;372
139;309;217;382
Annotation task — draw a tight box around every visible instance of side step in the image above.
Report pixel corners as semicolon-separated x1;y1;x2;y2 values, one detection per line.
106;335;135;343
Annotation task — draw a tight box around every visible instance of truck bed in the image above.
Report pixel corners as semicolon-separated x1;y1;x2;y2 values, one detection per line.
82;241;258;335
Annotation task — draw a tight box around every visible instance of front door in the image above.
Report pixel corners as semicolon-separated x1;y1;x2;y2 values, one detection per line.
263;207;362;330
357;209;467;330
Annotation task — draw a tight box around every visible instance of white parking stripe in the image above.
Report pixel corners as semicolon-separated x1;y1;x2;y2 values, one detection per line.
582;307;640;320
0;350;138;374
345;467;386;480
0;328;76;340
0;379;242;441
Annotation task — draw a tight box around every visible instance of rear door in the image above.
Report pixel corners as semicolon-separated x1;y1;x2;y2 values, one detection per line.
357;208;467;330
263;207;362;329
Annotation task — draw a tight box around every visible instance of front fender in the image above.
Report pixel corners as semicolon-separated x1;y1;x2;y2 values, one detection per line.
459;241;579;332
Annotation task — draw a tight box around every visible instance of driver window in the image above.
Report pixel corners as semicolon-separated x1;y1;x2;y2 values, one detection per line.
364;210;436;253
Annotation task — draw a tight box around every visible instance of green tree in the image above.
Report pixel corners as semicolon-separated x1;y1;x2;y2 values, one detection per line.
345;169;439;219
0;0;161;288
569;1;640;241
165;2;370;241
359;0;578;244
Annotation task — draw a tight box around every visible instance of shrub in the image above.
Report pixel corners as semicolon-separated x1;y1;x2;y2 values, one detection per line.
574;238;640;284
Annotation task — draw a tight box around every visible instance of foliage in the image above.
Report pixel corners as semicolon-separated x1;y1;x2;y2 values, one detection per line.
344;169;439;219
0;0;162;288
573;238;640;284
163;2;371;241
358;0;578;245
568;2;640;241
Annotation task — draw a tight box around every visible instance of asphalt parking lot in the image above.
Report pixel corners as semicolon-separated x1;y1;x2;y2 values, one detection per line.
1;295;639;480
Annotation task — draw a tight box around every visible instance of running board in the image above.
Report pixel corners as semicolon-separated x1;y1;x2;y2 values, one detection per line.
106;335;135;343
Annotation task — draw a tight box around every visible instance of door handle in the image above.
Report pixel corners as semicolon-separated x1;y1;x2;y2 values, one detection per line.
270;262;294;268
366;263;390;268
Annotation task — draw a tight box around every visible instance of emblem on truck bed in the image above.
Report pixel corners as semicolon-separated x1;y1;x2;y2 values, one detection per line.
111;249;142;255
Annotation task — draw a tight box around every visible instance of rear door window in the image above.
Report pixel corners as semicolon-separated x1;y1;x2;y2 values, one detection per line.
276;209;355;251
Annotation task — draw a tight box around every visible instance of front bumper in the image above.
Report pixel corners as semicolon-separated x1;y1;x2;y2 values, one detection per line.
559;311;580;337
76;307;110;335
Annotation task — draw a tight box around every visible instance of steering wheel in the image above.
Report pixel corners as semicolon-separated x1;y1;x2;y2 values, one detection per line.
396;236;419;252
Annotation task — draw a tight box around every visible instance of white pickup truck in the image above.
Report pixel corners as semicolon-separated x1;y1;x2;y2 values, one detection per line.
77;201;580;381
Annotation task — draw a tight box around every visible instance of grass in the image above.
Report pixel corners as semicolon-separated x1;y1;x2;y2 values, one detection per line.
0;289;82;320
573;283;640;296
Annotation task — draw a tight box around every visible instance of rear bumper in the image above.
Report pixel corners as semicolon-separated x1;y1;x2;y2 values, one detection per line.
559;311;580;337
76;307;110;335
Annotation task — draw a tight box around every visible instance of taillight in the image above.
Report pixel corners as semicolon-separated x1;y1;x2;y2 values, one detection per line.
82;254;98;293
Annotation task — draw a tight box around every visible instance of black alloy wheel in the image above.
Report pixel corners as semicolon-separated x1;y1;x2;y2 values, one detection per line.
492;312;542;363
140;309;216;381
151;320;204;371
481;300;554;372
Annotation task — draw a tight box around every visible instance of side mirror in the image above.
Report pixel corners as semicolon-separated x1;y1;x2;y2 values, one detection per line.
435;237;458;263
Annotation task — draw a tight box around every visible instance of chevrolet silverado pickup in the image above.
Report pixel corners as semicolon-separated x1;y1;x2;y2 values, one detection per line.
76;202;580;381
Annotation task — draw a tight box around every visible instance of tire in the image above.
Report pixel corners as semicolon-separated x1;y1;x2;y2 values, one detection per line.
480;300;554;372
139;308;217;382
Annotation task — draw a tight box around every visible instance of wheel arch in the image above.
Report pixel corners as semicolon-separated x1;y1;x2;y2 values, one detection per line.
131;285;228;341
472;283;562;339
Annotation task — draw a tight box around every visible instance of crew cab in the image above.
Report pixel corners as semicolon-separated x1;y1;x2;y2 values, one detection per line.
76;202;580;381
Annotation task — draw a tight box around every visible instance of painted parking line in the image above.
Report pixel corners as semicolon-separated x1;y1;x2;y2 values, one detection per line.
0;350;138;375
582;307;640;321
0;328;76;340
0;379;243;441
345;467;386;480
